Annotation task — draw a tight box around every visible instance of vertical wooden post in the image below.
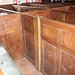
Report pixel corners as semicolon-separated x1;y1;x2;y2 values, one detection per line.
34;16;41;71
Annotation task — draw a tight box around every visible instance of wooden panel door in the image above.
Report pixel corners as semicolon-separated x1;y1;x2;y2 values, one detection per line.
41;41;56;75
21;14;35;64
41;21;58;75
24;31;35;64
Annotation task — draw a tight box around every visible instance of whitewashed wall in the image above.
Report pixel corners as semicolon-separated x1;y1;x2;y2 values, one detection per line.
0;0;1;5
0;0;42;5
0;0;13;5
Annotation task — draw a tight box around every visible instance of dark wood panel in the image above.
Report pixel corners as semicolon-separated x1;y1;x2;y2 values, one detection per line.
69;6;75;11
65;14;75;25
0;4;13;10
51;10;65;22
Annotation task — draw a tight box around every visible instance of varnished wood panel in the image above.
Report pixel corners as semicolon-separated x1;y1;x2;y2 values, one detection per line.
4;30;24;60
51;6;75;25
40;17;75;75
65;14;75;25
43;41;56;75
51;10;65;22
24;31;35;64
21;14;34;34
4;18;22;31
21;14;35;64
0;14;24;61
63;32;75;50
0;14;21;34
60;51;75;75
44;24;58;41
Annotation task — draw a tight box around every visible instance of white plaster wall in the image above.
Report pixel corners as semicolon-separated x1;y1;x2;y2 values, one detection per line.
0;0;1;5
0;0;13;5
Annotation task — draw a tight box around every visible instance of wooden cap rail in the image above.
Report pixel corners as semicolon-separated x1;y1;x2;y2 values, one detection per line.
34;16;41;71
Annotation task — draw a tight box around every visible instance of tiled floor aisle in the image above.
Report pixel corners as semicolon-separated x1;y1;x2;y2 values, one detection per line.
15;58;43;75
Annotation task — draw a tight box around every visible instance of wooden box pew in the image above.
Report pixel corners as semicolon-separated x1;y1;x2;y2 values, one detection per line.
52;6;75;12
0;4;13;10
0;8;18;16
12;2;75;12
21;9;75;75
21;9;52;65
69;6;75;11
12;5;44;12
0;14;24;61
28;2;75;9
50;6;75;25
0;2;75;12
25;8;75;25
25;7;75;25
65;11;75;24
65;6;75;24
40;17;75;75
50;10;66;22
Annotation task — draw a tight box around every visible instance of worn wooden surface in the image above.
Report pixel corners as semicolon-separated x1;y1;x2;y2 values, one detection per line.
15;57;43;75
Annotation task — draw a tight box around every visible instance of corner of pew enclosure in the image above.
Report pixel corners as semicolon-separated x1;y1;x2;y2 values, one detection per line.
20;13;35;65
34;16;41;71
40;17;75;75
0;14;25;61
